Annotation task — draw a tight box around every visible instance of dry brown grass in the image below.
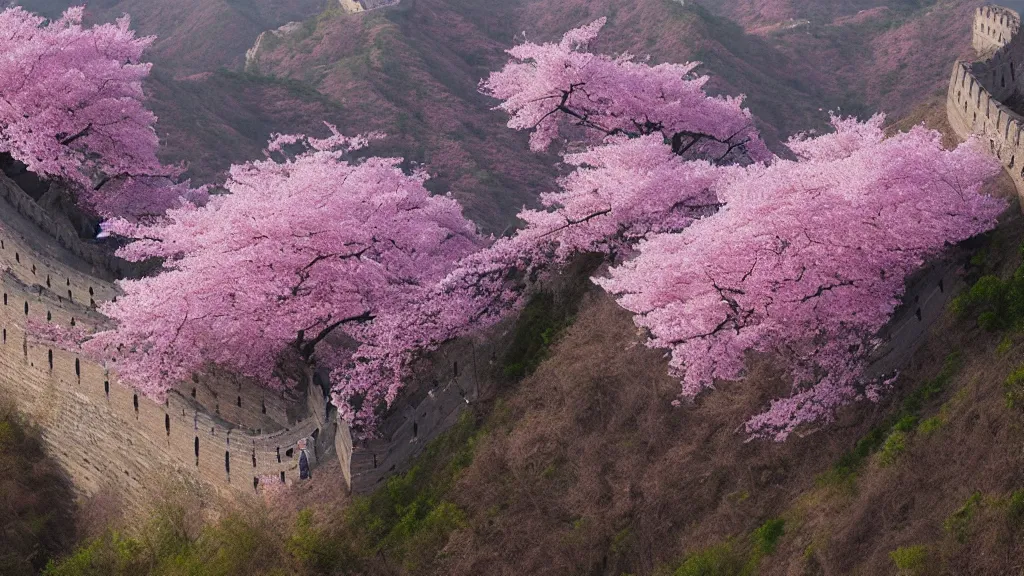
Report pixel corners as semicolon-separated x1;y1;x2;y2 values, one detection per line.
437;292;880;576
425;203;1024;575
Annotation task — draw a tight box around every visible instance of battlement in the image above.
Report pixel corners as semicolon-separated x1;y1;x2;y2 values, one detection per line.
974;5;1020;54
947;6;1024;201
0;165;488;504
0;190;332;505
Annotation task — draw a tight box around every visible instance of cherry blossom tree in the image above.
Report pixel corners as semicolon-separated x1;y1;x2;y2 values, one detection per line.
0;6;191;219
483;21;1005;440
597;116;1003;439
85;128;485;433
480;17;770;261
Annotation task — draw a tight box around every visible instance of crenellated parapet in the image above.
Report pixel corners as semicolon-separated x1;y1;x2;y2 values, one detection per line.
0;164;489;505
0;192;333;507
947;5;1024;200
973;5;1020;54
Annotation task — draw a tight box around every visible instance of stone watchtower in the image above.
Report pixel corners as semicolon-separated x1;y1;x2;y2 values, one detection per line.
947;5;1024;198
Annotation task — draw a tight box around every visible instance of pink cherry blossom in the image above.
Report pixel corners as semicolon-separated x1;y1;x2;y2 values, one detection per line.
595;116;1003;440
0;6;188;218
85;130;485;435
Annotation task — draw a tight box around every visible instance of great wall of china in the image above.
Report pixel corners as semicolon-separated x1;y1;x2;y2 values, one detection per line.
0;163;492;507
0;2;1015;511
948;5;1024;197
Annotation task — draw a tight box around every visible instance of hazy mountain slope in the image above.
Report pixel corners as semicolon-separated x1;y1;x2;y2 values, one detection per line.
143;69;351;184
14;0;979;229
693;0;983;119
16;0;348;188
247;0;847;230
17;0;329;71
518;0;839;146
247;0;560;232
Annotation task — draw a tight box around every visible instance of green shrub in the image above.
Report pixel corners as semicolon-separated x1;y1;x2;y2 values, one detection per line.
751;519;785;557
821;353;961;484
945;491;984;543
671;542;745;576
43;532;145;576
916;416;943;436
286;509;348;573
892;415;918;432
889;544;929;575
997;335;1014;355
1006;489;1024;528
878;431;907;467
502;292;571;380
1006;366;1024;410
954;249;1024;331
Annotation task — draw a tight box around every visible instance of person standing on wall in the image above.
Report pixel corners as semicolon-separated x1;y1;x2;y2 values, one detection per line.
298;438;312;480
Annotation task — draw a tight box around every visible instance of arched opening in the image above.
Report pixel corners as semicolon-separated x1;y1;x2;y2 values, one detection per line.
225;451;231;479
236;396;242;408
194;436;200;465
104;380;109;397
46;276;50;288
413;421;418;438
280;471;286;483
46;311;51;322
373;453;378;469
88;287;94;296
276;447;281;463
285;447;294;458
15;252;19;263
74;358;80;377
30;264;35;275
253;477;259;491
453;361;459;377
191;387;196;398
70;318;75;327
3;293;6;305
915;308;922;321
47;349;53;370
133;393;139;416
165;414;170;435
23;302;27;315
252;450;257;468
261;399;266;414
67;289;72;300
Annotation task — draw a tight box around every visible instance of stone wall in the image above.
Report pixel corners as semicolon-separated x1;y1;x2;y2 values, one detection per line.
973;5;1019;54
0;165;489;502
948;6;1024;200
0;181;328;508
348;337;491;493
